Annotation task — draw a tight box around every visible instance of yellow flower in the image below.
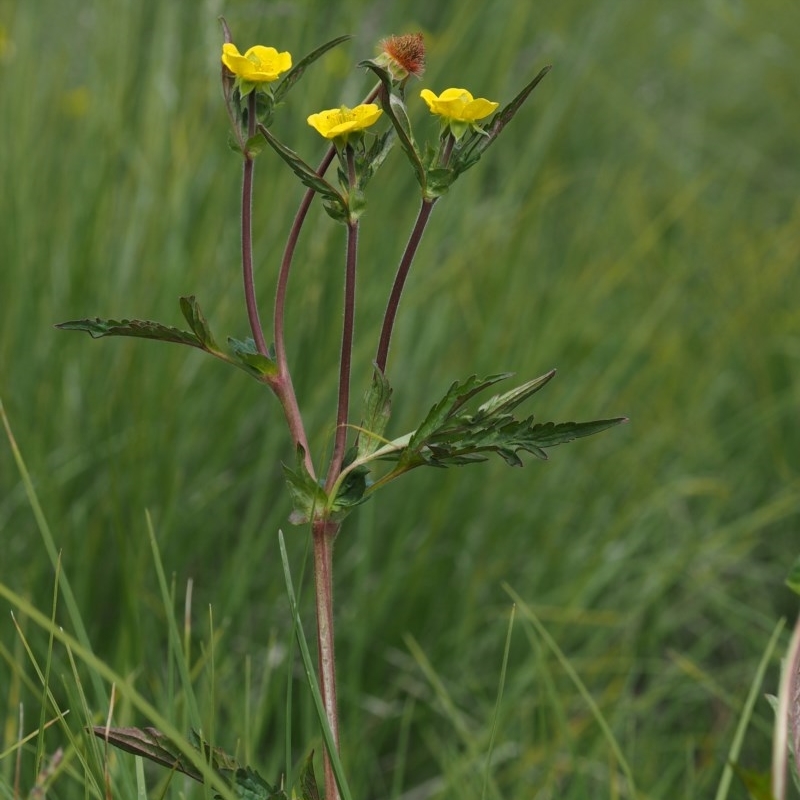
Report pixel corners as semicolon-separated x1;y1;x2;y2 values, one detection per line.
307;104;383;140
221;43;292;83
420;88;498;123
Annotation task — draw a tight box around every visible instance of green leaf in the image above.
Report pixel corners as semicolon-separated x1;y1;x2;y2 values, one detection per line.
273;35;352;105
298;752;321;800
282;446;328;525
356;128;395;191
474;370;556;419
56;317;203;349
231;767;284;800
454;65;551;175
330;463;370;518
228;337;278;379
358;367;393;459
244;132;266;158
179;295;221;353
359;60;426;191
729;763;776;800
90;726;204;782
257;124;347;214
407;373;512;454
787;554;800;595
378;372;626;475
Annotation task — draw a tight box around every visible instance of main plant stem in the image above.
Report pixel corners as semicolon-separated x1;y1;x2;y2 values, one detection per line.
311;518;341;798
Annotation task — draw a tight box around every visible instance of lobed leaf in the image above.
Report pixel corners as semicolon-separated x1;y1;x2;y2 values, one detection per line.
180;295;221;353
455;65;552;174
358;368;393;459
228;337;278;379
56;317;203;349
231;767;285;799
91;726;205;782
406;373;512;455
283;446;328;525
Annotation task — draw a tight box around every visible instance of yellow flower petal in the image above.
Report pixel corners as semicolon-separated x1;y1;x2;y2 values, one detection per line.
221;43;291;83
307;104;383;139
420;87;498;123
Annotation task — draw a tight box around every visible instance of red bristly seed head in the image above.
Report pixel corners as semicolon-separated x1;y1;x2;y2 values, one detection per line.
379;33;426;80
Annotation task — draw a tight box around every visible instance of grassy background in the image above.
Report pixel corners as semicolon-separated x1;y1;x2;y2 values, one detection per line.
1;0;799;797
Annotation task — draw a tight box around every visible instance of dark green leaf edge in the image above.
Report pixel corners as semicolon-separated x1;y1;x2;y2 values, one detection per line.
273;35;352;105
359;60;426;191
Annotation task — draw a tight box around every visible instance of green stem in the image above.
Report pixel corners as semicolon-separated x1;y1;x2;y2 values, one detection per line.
375;197;437;374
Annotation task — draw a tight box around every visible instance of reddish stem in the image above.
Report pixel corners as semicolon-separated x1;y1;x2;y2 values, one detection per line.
375;197;437;373
311;518;340;798
241;92;269;356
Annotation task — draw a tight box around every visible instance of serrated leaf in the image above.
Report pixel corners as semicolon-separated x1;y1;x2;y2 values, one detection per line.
298;752;321;800
90;726;204;782
357;128;395;190
475;370;556;419
232;766;284;799
273;35;352;105
454;65;551;175
228;337;278;379
179;295;221;352
358;368;393;459
257;124;347;213
406;373;512;454
359;60;426;191
57;317;203;349
283;446;328;525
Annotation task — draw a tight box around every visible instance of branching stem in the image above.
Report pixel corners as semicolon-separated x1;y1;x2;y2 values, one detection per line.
375;197;437;373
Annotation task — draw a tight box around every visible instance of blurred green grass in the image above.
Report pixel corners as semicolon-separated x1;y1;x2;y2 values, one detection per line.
1;0;799;797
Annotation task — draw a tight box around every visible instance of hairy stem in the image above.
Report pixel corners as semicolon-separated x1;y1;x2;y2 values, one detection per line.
241;92;269;356
311;518;341;800
375;197;437;373
325;147;359;493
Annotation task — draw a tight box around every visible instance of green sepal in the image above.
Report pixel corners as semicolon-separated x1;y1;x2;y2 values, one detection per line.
359;60;426;191
358;367;393;459
273;35;352;105
283;446;328;526
454;65;551;176
228;337;278;379
258;124;347;215
298;752;321;800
